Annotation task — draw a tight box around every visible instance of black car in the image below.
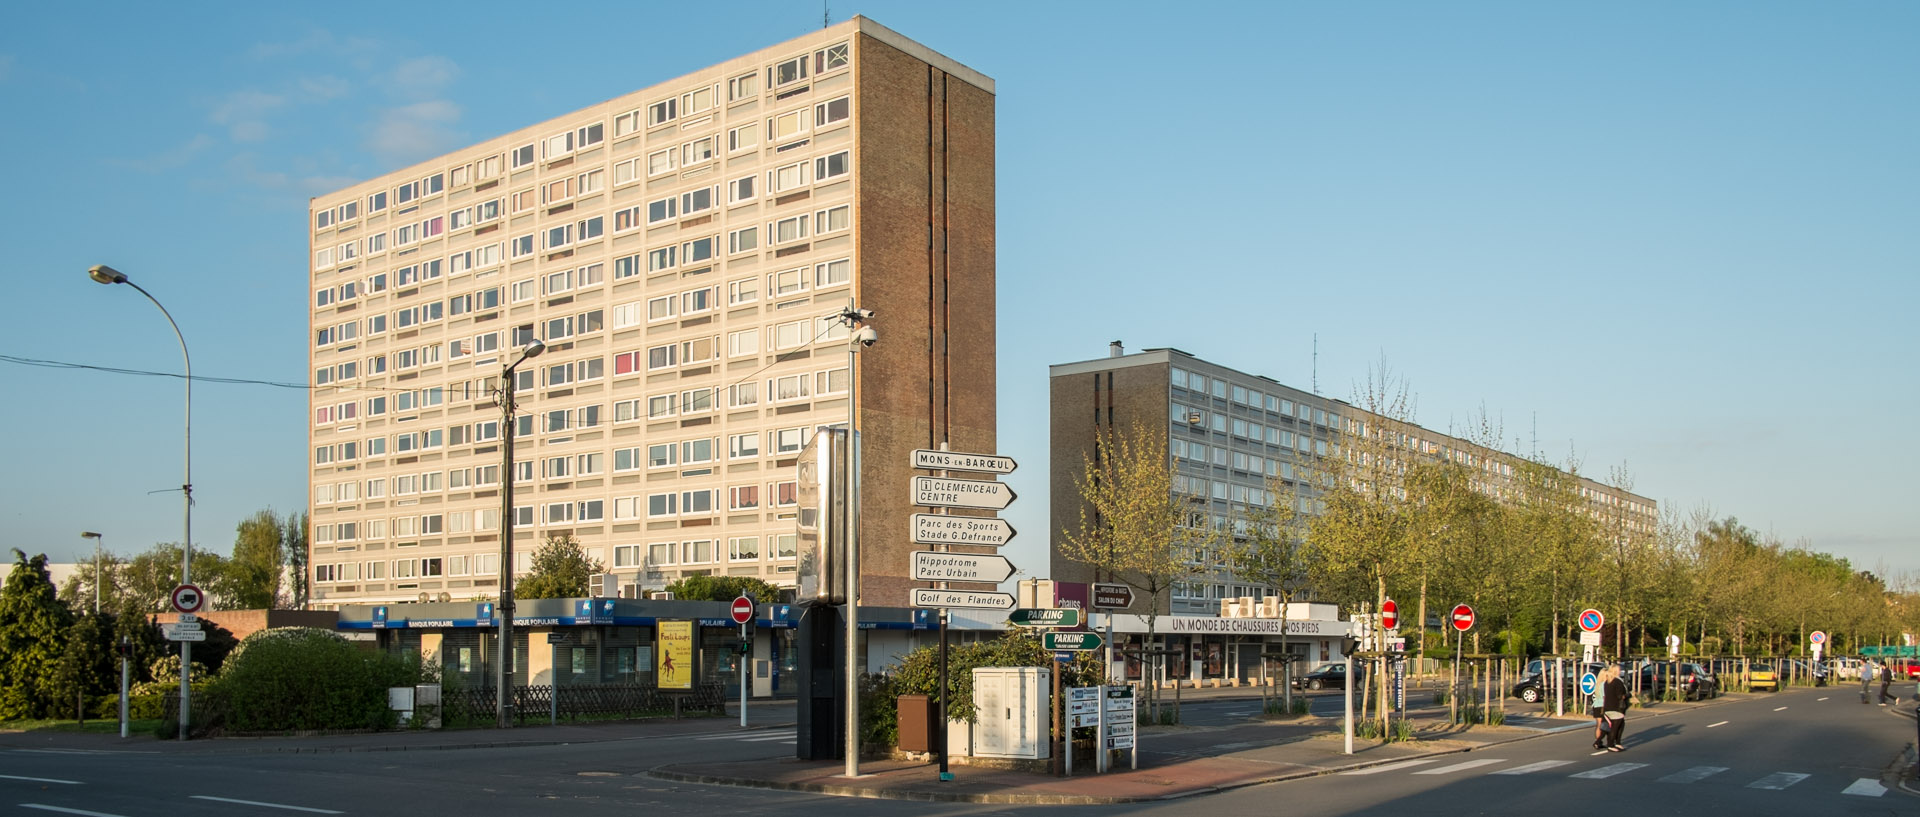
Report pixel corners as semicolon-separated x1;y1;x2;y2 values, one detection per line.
1293;662;1367;690
1511;660;1605;704
1642;662;1717;700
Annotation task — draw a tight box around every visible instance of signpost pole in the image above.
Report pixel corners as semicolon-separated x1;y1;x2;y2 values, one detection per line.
1343;652;1354;755
740;622;749;728
551;637;559;726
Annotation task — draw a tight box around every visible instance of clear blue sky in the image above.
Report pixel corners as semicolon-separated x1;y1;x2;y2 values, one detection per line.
3;2;1914;585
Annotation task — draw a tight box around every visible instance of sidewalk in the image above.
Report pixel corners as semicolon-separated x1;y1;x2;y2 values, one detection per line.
648;690;1746;804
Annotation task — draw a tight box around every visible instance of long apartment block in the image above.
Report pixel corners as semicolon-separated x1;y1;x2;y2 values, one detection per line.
306;17;995;608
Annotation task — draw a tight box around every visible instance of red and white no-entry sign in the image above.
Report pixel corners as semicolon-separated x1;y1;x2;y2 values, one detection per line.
1449;604;1475;632
1381;599;1399;630
730;595;754;625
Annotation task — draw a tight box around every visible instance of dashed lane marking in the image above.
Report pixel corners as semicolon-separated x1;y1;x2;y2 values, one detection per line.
1340;759;1439;775
1707;721;1728;728
1658;766;1729;784
1772;706;1788;711
1746;772;1810;790
1570;762;1647;779
1491;760;1574;775
0;775;81;785
190;796;343;814
1841;778;1887;797
1414;759;1507;775
1817;697;1829;701
20;806;127;817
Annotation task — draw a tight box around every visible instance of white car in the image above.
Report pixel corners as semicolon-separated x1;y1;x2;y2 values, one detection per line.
1829;657;1864;680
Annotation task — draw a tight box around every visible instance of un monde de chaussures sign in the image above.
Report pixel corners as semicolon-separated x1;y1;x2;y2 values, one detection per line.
1167;617;1341;636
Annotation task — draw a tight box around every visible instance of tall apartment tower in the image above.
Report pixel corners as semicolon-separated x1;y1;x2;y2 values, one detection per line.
306;18;994;609
1049;345;1657;615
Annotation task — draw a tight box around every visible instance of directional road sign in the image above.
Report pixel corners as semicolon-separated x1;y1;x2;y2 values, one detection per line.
911;476;1016;510
730;595;754;625
912;449;1018;475
1044;632;1104;651
911;589;1017;610
910;513;1017;547
1092;583;1135;610
1578;608;1605;633
1009;608;1081;628
1381;599;1399;630
1580;672;1598;696
171;584;204;614
911;551;1016;583
1449;604;1475;632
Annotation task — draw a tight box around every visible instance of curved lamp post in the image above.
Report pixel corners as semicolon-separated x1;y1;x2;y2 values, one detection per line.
88;264;193;741
498;339;544;728
80;531;103;614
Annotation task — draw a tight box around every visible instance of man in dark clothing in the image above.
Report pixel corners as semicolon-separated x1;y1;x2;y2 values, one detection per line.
1600;666;1631;751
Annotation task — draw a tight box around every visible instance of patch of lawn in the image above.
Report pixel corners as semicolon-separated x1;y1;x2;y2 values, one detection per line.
0;718;164;735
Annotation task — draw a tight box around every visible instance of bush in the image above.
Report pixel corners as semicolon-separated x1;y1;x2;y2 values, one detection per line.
209;627;426;732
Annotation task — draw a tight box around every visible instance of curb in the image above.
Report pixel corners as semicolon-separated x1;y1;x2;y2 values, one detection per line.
0;722;799;757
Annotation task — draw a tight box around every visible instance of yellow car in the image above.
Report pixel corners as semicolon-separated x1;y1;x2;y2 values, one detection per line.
1748;662;1779;692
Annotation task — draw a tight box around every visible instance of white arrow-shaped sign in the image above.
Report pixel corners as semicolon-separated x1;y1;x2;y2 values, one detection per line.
912;476;1016;510
912;551;1017;583
913;449;1018;475
911;588;1018;610
911;513;1017;547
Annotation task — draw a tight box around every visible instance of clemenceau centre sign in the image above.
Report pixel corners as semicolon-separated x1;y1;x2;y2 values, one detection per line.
1166;617;1344;636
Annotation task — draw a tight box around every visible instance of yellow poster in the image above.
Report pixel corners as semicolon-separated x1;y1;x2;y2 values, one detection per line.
657;620;694;690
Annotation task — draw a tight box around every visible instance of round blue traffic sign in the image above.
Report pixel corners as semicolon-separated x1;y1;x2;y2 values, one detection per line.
1579;673;1598;696
1578;608;1604;633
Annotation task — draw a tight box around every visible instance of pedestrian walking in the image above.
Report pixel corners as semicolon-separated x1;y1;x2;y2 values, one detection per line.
1861;660;1876;704
1879;660;1899;705
1600;666;1631;752
1589;668;1608;750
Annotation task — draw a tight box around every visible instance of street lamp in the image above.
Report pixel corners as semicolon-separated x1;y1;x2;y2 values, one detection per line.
87;264;193;742
80;532;103;615
497;338;544;728
836;306;874;778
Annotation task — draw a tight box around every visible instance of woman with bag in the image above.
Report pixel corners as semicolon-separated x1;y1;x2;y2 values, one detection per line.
1600;665;1631;752
1589;666;1610;750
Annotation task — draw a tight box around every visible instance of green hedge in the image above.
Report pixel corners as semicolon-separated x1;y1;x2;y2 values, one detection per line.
208;627;426;733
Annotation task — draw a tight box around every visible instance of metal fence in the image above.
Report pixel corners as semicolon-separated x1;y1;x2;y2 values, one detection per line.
442;681;728;726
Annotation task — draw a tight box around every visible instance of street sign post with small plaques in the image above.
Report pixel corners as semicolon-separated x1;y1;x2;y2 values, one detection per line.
910;514;1016;547
911;551;1016;583
1009;608;1081;628
912;449;1017;475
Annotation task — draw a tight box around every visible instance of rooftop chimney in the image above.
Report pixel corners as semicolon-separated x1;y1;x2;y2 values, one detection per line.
1109;340;1124;358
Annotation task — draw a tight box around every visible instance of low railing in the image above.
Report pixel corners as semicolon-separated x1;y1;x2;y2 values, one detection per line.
442;681;728;725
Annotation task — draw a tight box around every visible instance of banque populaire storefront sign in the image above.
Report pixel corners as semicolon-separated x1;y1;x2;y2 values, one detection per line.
1165;617;1344;636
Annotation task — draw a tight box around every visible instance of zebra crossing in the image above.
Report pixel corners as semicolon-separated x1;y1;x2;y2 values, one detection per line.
687;728;797;745
1339;756;1888;797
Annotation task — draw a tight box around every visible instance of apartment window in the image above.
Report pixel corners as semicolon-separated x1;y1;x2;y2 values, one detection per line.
510;143;535;169
775;533;798;558
647;493;676;517
816;42;849;73
727;328;758;358
612;300;642;329
647;98;676;127
729;432;760;459
681;489;716;515
510;188;536;213
648;542;674;566
728;72;759;101
647;343;677;370
683;84;717;117
727;122;757;153
613;544;642;568
729;536;759;561
577;122;604;150
682;136;716;166
770;373;811;402
727;226;758;255
774;480;799;507
544;177;574;205
681;439;716;466
768;107;811;143
816;367;849;395
511;234;534;258
648;246;676;273
647;295;676;322
681;387;714;414
770;318;808;350
774;427;806;454
647;148;675;177
769;160;809;193
544;131;574;159
614;110;643;137
367;191;388;213
727;382;759;409
614;446;643;472
771;214;809;245
814;150;849;182
815;95;850;127
770;54;809;88
727;276;759;305
771;267;808;296
647;196;677;225
681;185;717;216
728;174;756;204
544;502;573;524
613;399;642;424
815;258;850;288
647;443;677;469
815;204;850;236
683;236;715;265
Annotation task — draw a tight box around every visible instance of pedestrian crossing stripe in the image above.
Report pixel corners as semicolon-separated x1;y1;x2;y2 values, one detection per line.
1747;772;1810;790
1658;766;1728;784
1570;762;1648;779
1414;759;1506;775
1840;778;1886;797
1490;760;1574;775
1339;759;1439;775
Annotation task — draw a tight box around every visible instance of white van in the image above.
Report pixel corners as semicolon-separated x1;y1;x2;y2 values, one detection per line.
1829;657;1863;680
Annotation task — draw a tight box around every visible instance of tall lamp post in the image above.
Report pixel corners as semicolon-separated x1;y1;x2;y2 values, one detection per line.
836;305;875;778
497;339;545;728
87;264;193;742
80;532;103;615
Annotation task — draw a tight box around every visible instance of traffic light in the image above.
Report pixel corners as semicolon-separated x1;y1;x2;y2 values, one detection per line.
738;639;751;656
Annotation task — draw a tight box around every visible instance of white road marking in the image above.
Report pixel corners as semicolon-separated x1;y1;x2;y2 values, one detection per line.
741;734;797;742
1772;706;1788;711
1491;760;1574;775
1341;759;1440;775
696;731;794;741
1707;721;1728;727
0;775;81;785
20;806;128;817
1588;750;1611;756
1817;697;1829;701
190;796;343;814
1746;772;1810;790
1841;778;1886;797
1414;759;1507;775
1659;766;1729;784
1570;762;1648;779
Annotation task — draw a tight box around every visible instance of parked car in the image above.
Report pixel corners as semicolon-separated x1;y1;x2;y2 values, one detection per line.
1829;657;1864;680
1293;662;1367;691
1511;661;1604;704
1748;662;1779;692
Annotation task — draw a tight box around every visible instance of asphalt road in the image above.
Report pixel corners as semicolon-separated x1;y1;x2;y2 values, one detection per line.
3;686;1913;816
